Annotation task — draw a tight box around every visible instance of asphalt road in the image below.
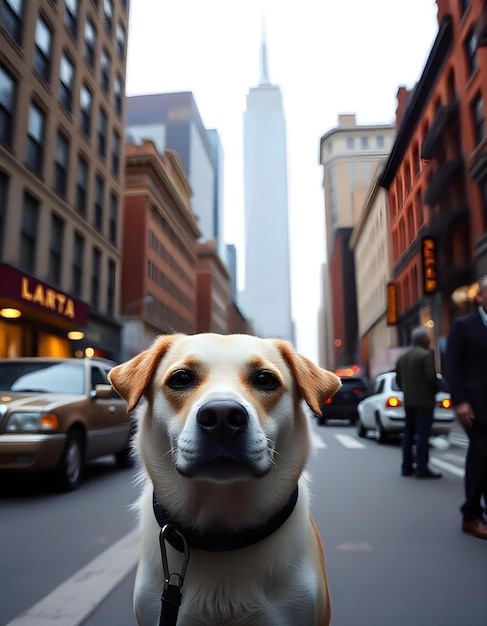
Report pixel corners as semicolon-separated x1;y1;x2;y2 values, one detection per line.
1;421;485;626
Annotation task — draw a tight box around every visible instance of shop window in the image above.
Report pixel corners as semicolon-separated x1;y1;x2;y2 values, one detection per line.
0;64;16;148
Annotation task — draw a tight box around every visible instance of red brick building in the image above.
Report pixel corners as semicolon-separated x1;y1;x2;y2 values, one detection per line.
379;0;487;365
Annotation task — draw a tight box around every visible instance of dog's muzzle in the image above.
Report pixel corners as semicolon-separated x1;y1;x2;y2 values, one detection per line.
196;400;248;442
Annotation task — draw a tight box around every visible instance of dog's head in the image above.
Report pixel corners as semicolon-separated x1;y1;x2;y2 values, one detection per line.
109;334;339;506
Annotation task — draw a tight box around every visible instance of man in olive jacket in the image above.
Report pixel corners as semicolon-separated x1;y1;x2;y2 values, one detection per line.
395;327;441;479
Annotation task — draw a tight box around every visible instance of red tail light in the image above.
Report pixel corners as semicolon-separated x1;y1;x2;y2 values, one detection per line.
325;397;333;404
385;396;402;408
438;398;452;409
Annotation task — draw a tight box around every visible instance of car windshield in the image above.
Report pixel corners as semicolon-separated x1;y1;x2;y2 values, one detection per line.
390;375;400;391
0;361;85;395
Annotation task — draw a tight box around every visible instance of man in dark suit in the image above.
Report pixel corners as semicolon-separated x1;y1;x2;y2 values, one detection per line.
445;276;487;540
396;326;442;479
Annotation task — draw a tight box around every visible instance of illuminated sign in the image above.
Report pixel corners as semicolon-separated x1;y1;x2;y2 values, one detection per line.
386;282;398;325
21;278;76;318
421;236;437;294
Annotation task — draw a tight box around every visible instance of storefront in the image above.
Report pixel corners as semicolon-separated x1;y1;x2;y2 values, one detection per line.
0;263;89;358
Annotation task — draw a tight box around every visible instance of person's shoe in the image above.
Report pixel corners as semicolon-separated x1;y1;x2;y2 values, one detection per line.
401;468;414;476
415;469;442;479
462;518;487;540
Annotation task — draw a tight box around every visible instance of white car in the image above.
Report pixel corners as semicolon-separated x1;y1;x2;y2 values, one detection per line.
356;371;455;443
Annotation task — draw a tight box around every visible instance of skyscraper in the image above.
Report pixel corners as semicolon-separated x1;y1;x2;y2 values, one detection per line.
241;31;293;342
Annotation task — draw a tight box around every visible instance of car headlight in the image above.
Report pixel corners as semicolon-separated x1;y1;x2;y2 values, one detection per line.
6;412;59;432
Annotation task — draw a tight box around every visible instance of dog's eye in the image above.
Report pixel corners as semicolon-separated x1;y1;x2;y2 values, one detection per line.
167;369;196;390
251;370;280;391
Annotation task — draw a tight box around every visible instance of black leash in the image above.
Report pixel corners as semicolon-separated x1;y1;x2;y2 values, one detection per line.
158;524;190;626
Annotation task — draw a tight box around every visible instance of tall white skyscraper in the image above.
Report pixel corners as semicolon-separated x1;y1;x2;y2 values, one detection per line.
241;31;293;342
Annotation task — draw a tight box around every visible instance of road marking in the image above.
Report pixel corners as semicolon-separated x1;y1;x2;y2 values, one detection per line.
430;457;465;478
311;433;327;449
6;528;140;626
335;542;373;552
334;434;366;449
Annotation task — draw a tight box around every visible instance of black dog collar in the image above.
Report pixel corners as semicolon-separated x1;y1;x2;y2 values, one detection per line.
153;485;299;553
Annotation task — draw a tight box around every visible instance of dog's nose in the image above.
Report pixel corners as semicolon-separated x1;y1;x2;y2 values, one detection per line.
196;400;249;441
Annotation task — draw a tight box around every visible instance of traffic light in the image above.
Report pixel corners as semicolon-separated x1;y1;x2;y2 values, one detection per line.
421;236;437;294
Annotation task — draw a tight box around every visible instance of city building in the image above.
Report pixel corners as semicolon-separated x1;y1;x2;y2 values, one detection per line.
318;114;395;369
0;0;129;359
207;128;226;262
120;141;200;360
378;0;487;370
241;32;293;342
125;92;218;248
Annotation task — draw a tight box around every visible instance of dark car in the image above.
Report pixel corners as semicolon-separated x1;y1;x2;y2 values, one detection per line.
318;376;369;425
0;357;134;490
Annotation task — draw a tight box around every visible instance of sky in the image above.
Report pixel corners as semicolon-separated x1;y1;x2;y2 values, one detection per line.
125;0;439;363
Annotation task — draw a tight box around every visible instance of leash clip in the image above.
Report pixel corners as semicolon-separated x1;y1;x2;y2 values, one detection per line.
158;524;190;626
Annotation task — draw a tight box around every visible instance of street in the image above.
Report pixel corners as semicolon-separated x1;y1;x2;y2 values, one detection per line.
1;420;486;626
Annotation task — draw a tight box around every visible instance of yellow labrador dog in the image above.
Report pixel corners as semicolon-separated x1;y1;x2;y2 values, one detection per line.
109;333;340;626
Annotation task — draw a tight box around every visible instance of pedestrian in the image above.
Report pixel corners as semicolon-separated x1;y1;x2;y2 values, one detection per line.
395;326;442;479
444;275;487;540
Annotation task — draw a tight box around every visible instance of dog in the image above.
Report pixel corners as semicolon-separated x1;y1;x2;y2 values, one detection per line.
108;333;341;626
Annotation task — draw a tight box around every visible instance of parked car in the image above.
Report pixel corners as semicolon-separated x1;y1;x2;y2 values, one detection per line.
356;371;455;443
318;376;369;425
0;357;134;490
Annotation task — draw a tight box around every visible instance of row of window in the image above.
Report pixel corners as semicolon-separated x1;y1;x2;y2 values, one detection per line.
0;174;117;315
147;260;194;312
148;229;195;290
346;136;385;151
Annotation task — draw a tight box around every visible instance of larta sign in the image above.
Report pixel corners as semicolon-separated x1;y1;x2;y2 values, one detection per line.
421;236;437;295
21;278;76;319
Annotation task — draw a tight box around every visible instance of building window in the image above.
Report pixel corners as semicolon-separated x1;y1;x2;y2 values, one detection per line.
347;162;356;188
116;22;125;59
481;179;487;231
100;49;110;92
377;135;385;148
76;154;88;216
91;247;101;309
20;193;39;274
64;0;78;38
103;0;113;34
112;129;120;177
33;15;53;82
72;232;84;295
109;193;118;244
361;137;369;149
80;84;92;136
460;0;471;16
107;259;115;316
59;53;74;112
84;19;97;68
0;172;8;257
49;213;64;286
114;75;122;115
94;175;104;231
2;0;23;45
472;94;485;147
54;131;69;198
26;102;45;175
465;29;479;77
0;64;16;148
97;108;107;157
346;137;354;150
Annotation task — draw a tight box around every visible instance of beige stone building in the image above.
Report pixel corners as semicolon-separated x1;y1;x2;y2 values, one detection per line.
349;163;401;378
0;0;129;359
318;114;395;370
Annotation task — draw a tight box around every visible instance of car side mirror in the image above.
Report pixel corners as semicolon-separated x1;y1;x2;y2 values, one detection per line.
91;384;113;400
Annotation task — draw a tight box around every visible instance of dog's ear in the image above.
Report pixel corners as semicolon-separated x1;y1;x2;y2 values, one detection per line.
108;334;180;412
274;340;341;416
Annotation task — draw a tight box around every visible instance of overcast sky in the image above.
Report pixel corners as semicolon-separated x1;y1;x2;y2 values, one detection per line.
125;0;439;362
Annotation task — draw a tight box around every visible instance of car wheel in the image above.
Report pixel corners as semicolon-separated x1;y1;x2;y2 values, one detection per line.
55;429;84;491
375;416;389;444
356;420;367;438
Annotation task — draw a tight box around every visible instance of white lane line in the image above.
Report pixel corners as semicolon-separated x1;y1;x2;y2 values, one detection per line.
430;457;465;478
334;434;366;449
311;433;327;449
6;528;140;626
